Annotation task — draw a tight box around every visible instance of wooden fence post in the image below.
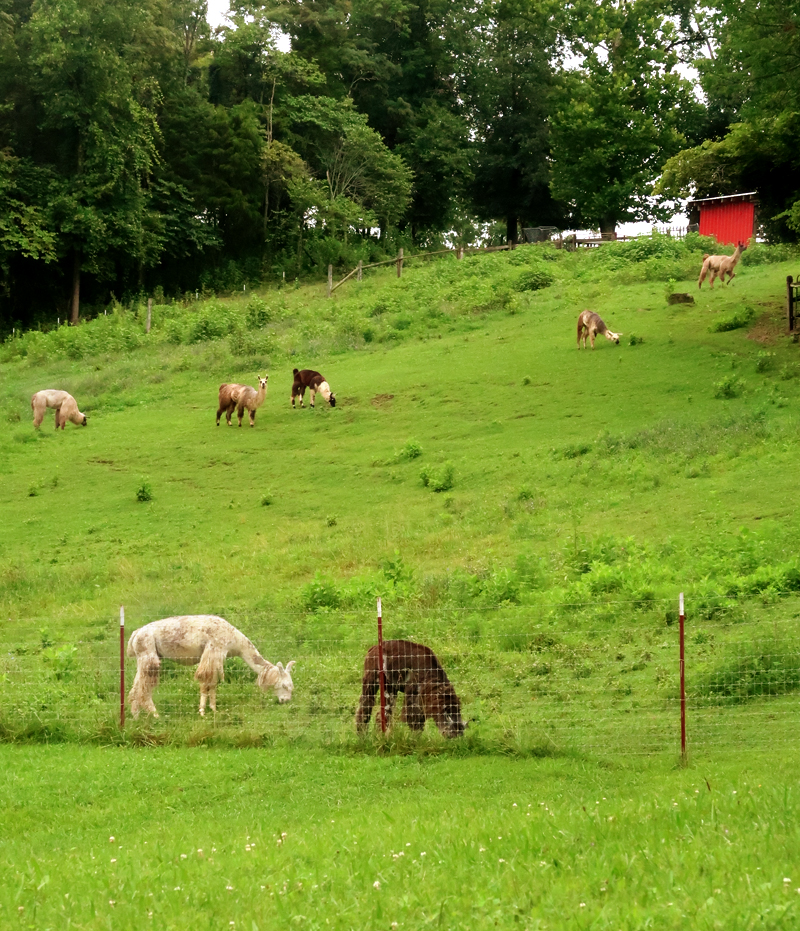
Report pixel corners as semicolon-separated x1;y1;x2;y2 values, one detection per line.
357;260;363;282
327;264;333;298
146;298;152;334
396;248;403;278
457;246;464;261
788;276;796;332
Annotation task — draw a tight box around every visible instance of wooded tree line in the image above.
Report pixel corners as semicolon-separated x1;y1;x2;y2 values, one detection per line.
0;0;798;329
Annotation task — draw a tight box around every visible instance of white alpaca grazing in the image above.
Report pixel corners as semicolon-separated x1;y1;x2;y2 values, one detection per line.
127;615;295;717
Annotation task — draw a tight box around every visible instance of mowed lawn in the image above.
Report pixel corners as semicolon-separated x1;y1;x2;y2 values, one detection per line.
2;745;799;930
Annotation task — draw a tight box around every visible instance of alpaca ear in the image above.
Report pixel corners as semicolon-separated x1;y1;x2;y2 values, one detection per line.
276;661;284;672
286;660;296;673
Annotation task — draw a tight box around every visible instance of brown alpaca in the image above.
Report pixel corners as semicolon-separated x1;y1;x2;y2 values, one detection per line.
291;369;336;408
698;241;747;289
236;374;268;427
576;310;621;349
356;639;466;738
31;390;87;429
216;383;246;426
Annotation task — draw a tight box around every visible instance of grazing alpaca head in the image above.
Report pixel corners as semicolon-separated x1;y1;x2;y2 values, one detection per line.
318;381;336;407
604;329;621;344
258;660;296;703
425;681;467;738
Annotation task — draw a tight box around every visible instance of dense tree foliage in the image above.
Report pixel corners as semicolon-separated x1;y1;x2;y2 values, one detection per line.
0;0;797;330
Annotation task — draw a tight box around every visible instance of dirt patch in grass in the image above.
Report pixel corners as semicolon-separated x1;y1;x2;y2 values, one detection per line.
371;393;394;407
746;308;785;344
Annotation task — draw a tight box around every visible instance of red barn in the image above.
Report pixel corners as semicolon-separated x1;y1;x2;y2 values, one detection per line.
687;192;758;245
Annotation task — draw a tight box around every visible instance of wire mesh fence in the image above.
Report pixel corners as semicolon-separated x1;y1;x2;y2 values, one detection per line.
0;600;798;754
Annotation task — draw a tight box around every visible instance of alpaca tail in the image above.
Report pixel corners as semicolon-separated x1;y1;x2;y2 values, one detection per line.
195;645;226;686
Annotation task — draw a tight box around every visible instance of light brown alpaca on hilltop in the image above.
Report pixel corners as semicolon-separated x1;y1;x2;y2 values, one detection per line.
236;374;268;426
127;615;295;717
698;241;747;289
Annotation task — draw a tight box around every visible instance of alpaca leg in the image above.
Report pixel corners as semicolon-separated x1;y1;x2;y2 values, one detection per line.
249;409;256;427
589;329;596;349
237;403;244;427
356;673;378;733
309;388;316;408
129;653;161;718
195;644;224;715
709;268;717;289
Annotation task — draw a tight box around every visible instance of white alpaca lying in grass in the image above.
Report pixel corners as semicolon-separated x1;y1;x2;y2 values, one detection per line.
127;615;295;717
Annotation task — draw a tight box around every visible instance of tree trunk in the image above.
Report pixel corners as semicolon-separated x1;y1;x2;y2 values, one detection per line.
506;215;518;246
599;217;617;239
70;249;81;325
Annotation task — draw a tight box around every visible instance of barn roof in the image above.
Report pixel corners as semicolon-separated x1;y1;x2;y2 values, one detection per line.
687;192;759;208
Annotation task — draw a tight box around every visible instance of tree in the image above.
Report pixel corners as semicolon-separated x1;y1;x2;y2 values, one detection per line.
465;0;564;244
21;0;166;321
657;0;800;240
550;0;702;235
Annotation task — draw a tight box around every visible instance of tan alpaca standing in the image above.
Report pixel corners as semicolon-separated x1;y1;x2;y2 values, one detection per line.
127;615;296;717
31;389;87;429
236;374;268;426
576;311;622;349
698;241;747;289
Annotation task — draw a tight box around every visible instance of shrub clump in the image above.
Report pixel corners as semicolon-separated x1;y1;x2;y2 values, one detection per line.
136;479;153;502
420;461;454;492
713;375;744;399
513;267;555;292
709;306;756;333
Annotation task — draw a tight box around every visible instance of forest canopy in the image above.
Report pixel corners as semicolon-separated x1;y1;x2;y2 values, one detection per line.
0;0;796;329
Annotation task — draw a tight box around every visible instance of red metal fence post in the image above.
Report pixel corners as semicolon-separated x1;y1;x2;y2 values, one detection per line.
377;597;387;733
120;605;125;728
679;592;686;761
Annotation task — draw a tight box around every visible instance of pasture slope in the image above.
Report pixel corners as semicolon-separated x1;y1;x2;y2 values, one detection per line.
2;237;800;929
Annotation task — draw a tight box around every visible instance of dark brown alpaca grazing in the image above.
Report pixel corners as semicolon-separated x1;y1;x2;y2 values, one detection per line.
291;369;336;408
356;639;466;738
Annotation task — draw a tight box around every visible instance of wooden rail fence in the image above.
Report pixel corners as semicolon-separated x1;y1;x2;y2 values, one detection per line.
327;244;512;297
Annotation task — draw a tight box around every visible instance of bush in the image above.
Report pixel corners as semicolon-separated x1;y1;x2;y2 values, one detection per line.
695;636;800;702
755;350;776;373
513;267;555;292
420;462;454;492
136;479;153;502
301;572;341;612
714;375;744;399
709;306;756;333
397;439;422;461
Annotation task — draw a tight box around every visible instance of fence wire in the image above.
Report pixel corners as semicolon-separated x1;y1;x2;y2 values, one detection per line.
0;604;798;754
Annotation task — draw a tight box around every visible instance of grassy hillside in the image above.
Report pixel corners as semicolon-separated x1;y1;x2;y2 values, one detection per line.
1;235;800;749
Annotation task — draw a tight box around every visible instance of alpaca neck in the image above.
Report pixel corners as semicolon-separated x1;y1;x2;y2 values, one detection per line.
318;381;331;401
230;634;268;674
253;385;267;408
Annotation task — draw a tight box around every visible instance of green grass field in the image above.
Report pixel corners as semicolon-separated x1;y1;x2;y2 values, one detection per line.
2;236;800;927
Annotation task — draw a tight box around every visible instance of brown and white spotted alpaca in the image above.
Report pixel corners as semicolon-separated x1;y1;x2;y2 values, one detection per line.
216;383;246;426
577;310;622;349
698;241;747;289
235;375;268;427
291;369;336;408
127;615;295;717
31;389;87;429
356;639;466;738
